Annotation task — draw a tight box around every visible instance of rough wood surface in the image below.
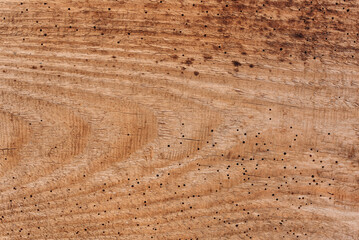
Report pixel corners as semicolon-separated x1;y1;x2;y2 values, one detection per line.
0;0;358;239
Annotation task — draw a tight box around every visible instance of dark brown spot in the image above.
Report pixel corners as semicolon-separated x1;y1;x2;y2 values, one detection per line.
184;58;194;66
232;61;241;67
293;32;304;39
203;54;213;60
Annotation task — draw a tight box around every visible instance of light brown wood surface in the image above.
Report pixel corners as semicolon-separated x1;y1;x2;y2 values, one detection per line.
0;0;358;239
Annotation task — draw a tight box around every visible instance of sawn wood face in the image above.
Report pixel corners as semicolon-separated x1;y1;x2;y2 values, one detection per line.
0;0;358;239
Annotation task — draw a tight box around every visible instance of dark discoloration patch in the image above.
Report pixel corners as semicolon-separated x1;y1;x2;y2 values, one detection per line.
194;71;199;76
203;54;213;60
184;58;195;66
347;146;356;160
293;32;304;39
232;61;241;67
171;54;179;60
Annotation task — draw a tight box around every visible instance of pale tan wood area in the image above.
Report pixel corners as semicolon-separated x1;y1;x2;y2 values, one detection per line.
0;0;358;239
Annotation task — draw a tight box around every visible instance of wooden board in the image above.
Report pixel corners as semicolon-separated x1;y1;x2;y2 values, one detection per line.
0;0;358;239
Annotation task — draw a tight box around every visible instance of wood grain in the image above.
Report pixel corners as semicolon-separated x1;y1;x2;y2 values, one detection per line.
0;0;358;239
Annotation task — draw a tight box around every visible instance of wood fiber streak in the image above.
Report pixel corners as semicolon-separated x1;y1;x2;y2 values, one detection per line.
0;0;358;239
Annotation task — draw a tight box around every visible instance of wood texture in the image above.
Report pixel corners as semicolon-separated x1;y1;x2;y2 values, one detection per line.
0;0;358;239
